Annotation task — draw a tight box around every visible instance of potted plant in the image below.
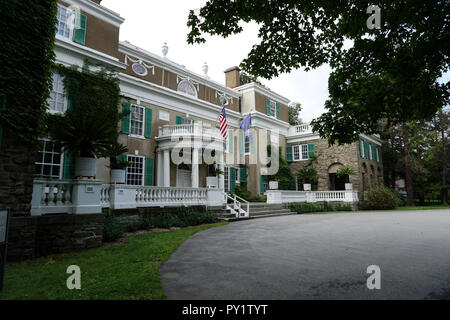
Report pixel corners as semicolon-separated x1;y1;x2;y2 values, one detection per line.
336;166;355;190
105;142;131;184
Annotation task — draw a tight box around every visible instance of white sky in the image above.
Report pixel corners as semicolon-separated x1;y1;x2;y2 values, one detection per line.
101;0;329;123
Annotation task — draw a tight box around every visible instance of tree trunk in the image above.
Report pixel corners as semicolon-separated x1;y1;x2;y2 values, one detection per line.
402;125;414;206
440;113;448;205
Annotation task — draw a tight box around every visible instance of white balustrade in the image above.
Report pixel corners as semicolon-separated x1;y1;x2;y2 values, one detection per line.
100;184;111;208
31;179;73;216
158;123;221;139
266;190;358;204
288;123;313;136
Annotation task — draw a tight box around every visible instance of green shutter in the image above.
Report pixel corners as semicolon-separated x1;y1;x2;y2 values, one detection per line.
364;141;369;160
144;108;152;138
176;115;183;124
372;145;377;161
379;147;382;163
265;98;271;115
121;101;130;134
145;157;154;186
230;167;236;194
240;130;244;154
276;103;280;119
291;176;297;190
250;130;255;154
240;167;247;182
286;145;293;162
63;149;73;179
308;144;315;159
228;129;233;153
73;13;87;45
259;174;265;194
359;140;364;158
0;94;6;149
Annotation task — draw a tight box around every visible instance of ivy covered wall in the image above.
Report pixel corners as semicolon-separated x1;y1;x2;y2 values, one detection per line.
0;0;57;216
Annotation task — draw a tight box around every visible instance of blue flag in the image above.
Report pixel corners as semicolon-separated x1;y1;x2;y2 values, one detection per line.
240;114;252;142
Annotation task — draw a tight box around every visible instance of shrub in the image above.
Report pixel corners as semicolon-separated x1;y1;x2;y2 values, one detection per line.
334;203;353;211
361;186;400;210
103;214;124;242
140;206;219;229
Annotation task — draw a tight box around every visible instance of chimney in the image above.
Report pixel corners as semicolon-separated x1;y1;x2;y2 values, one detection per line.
224;66;240;88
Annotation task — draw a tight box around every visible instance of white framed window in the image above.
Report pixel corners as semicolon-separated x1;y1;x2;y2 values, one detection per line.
244;135;250;155
293;144;310;161
301;144;308;159
268;100;276;117
48;73;67;113
180;117;192;125
56;4;74;39
126;155;144;186
35;140;63;179
224;167;230;192
130;104;145;137
293;145;300;161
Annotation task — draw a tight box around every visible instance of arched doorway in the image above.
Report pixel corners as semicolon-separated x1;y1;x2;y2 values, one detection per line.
328;163;348;191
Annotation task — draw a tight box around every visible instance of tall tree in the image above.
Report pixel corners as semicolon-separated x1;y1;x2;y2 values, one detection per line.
288;102;302;125
187;0;450;144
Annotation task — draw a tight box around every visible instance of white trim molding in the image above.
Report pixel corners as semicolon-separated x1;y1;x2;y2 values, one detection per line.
55;36;127;70
119;41;240;100
234;82;290;105
62;0;124;27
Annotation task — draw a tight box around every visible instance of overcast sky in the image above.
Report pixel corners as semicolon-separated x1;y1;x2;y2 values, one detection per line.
101;0;449;122
101;0;329;122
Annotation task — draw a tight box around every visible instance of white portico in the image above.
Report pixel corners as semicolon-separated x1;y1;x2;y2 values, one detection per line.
155;122;226;189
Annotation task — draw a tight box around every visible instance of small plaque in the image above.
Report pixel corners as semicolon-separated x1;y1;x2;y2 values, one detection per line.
0;210;8;244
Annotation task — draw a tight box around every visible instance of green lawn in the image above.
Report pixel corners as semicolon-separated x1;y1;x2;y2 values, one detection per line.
395;205;450;211
0;222;227;300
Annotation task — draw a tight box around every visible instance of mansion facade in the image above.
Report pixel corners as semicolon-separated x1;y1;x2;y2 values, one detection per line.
42;0;383;201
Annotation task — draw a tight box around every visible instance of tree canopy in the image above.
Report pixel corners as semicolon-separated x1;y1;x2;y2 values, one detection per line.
187;0;449;144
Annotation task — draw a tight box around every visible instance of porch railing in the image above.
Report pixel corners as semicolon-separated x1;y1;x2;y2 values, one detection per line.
158;123;222;139
31;179;74;215
266;190;358;204
224;192;250;218
288;123;313;136
32;179;219;216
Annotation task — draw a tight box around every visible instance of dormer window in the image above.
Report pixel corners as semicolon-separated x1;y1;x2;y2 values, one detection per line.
177;79;198;98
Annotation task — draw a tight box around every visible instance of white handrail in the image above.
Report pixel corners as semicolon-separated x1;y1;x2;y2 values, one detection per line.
223;192;249;218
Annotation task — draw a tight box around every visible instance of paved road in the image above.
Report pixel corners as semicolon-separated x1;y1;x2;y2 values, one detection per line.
160;209;450;299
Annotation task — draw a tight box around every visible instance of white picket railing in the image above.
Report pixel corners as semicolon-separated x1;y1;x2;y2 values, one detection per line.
266;190;358;204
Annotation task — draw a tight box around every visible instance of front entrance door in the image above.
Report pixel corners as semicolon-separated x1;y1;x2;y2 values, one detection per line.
176;166;191;187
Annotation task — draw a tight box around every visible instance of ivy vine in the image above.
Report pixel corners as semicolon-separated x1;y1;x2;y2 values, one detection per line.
0;0;57;146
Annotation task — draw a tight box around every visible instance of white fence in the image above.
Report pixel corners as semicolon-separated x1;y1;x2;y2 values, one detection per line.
266;190;358;204
288;123;313;136
31;179;224;216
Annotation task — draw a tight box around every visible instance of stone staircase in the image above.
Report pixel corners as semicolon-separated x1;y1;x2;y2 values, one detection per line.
220;202;294;221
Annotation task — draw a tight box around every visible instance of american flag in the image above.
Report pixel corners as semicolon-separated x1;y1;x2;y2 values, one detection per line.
218;105;228;139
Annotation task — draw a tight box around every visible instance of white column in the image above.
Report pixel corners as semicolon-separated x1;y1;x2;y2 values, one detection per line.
192;148;199;188
218;151;225;191
163;149;170;187
157;151;163;186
